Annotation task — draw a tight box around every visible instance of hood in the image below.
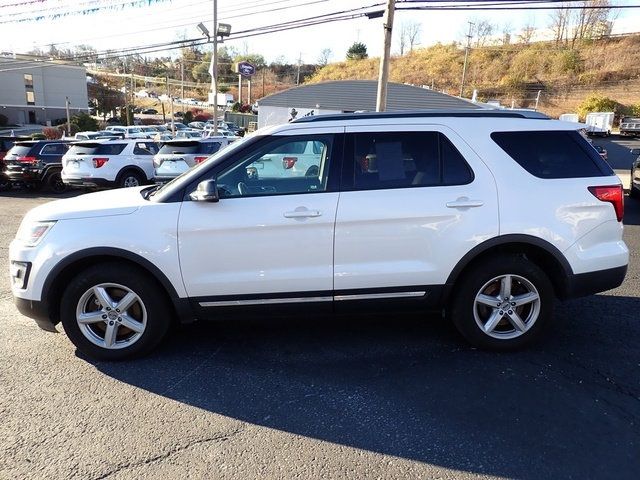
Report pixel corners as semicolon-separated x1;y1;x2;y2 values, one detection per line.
24;186;147;222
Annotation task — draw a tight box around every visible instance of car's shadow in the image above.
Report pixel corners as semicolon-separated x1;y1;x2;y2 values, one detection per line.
90;294;640;479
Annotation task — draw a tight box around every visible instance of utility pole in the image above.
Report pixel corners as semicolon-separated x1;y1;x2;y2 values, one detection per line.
460;21;474;98
181;60;185;113
212;0;218;136
296;52;302;86
534;90;541;111
375;0;396;112
65;97;71;137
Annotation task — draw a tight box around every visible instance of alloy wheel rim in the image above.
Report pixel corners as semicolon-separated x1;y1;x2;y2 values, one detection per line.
473;274;541;340
124;176;139;187
75;283;147;350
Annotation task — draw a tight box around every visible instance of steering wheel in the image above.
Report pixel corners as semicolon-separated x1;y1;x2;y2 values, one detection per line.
237;182;249;196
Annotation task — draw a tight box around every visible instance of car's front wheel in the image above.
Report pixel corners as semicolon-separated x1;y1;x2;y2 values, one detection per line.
60;263;171;360
0;173;10;191
450;254;554;350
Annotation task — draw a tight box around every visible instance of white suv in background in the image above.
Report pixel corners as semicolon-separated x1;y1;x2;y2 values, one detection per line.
11;110;628;360
153;138;231;183
61;139;159;188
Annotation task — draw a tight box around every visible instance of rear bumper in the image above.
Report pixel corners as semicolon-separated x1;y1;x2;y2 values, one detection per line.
563;265;627;299
63;177;115;188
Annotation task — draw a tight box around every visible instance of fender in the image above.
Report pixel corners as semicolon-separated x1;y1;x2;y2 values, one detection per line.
443;234;574;300
42;247;193;323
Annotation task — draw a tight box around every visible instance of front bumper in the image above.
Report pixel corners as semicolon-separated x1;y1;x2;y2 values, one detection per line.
14;297;57;332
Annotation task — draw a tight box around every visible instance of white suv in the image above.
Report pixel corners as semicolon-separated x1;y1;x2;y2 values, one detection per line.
61;139;159;188
10;110;628;360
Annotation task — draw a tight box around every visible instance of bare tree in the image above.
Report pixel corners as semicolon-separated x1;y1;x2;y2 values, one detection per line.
572;0;614;43
399;21;422;55
549;2;572;45
474;20;495;47
317;48;332;67
518;19;536;44
501;22;513;45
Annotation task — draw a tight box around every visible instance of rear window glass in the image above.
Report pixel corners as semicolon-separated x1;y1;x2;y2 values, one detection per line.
6;145;32;156
159;142;198;154
198;142;223;154
491;130;614;179
67;143;127;156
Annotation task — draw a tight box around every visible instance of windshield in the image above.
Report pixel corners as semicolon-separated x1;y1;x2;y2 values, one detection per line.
150;134;258;202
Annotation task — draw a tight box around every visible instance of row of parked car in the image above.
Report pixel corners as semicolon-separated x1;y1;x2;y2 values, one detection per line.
0;129;320;193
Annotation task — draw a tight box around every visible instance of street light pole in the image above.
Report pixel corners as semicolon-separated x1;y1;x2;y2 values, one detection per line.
376;0;395;112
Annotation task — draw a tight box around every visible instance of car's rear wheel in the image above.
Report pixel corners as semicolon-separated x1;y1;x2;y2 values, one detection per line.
118;170;145;188
450;254;554;350
0;173;10;191
60;264;171;360
45;170;66;194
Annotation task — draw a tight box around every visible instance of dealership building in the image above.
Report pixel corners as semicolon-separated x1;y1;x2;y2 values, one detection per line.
256;80;482;128
0;56;88;126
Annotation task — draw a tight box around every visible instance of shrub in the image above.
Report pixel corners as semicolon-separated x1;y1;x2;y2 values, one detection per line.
71;112;99;131
577;94;621;120
0;114;7;127
193;112;212;121
42;127;63;139
30;133;46;140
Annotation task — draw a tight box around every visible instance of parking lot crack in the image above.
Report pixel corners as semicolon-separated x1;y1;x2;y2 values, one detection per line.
91;424;246;480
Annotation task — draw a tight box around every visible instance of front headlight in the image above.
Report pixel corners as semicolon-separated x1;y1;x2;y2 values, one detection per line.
16;220;56;247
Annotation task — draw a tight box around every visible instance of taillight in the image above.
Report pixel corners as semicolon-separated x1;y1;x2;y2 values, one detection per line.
92;157;109;168
588;185;624;222
17;156;38;164
282;156;297;169
194;156;208;164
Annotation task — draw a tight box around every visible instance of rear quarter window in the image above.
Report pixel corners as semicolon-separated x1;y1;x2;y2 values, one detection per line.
491;130;614;179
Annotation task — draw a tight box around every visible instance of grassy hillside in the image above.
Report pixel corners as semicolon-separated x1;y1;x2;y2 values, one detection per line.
308;35;640;117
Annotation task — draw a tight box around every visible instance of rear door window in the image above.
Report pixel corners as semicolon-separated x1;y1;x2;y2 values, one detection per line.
347;131;473;190
133;142;159;155
491;130;614;178
40;143;69;155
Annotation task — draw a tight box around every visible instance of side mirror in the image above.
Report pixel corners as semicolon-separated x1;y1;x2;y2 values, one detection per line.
190;179;219;202
631;149;640;156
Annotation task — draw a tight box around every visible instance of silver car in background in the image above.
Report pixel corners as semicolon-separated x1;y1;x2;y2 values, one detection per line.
153;138;231;182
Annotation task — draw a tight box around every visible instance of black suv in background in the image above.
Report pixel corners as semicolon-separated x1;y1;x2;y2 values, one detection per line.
1;136;31;191
3;140;71;193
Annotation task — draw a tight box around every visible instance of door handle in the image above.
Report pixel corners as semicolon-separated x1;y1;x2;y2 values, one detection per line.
284;208;322;218
446;197;484;208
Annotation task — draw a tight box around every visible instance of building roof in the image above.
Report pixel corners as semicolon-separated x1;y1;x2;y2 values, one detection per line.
257;80;481;111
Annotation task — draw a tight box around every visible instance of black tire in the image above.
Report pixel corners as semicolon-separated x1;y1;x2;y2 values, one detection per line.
450;254;554;350
630;185;640;199
60;263;172;360
118;170;145;188
0;173;10;192
44;170;67;194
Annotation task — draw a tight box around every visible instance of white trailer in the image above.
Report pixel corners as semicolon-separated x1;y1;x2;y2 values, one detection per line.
559;113;579;122
585;112;614;137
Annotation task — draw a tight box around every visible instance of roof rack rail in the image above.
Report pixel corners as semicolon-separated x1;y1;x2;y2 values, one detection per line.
291;109;550;123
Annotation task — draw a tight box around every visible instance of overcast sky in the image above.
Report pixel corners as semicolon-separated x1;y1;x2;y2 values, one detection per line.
2;0;640;64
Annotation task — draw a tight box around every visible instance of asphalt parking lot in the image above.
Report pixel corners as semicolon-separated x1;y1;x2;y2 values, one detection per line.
1;145;639;479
